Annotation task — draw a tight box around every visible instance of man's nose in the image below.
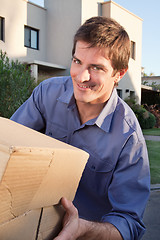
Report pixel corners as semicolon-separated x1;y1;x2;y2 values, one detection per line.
77;68;90;82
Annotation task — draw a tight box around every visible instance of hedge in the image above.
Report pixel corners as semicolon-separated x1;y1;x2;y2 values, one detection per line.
125;97;156;129
0;50;36;118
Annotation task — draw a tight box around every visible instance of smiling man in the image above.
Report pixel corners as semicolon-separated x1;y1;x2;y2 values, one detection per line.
11;17;150;240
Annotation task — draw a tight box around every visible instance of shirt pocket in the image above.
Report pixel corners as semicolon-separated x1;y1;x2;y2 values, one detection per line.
82;148;114;195
45;121;68;143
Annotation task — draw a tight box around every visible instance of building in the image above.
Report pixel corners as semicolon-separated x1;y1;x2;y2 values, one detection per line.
142;76;160;87
0;0;143;103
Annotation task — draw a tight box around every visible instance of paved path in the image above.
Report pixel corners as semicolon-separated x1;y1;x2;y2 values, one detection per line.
142;189;160;240
142;136;160;239
144;135;160;141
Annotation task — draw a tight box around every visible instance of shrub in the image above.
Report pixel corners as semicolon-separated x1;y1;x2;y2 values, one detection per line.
125;97;156;129
143;104;160;128
0;50;36;118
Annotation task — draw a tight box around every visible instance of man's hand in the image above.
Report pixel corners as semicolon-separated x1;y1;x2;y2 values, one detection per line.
53;197;123;240
54;197;81;240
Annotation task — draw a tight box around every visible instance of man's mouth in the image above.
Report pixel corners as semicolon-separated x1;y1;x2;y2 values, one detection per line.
77;83;92;89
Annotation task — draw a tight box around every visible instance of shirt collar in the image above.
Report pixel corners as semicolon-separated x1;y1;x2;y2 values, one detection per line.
57;76;75;108
95;88;118;133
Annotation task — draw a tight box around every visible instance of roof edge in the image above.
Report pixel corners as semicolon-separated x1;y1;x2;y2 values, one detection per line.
101;0;143;21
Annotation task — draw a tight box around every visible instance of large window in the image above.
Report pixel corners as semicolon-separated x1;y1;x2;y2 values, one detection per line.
0;17;4;41
130;41;136;60
24;26;39;50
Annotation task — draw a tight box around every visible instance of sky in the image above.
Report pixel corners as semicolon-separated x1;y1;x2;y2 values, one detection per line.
30;0;160;76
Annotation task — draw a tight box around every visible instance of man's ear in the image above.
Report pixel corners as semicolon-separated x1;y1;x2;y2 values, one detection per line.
119;68;128;79
114;68;128;84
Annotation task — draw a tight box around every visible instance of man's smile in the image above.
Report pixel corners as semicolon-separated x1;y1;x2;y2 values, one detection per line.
77;82;93;90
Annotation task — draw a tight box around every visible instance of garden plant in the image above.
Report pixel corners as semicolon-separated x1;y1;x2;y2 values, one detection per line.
0;50;36;118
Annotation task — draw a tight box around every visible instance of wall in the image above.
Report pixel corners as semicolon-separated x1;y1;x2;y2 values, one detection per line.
44;0;82;74
44;0;104;75
25;1;47;63
81;0;102;24
0;0;46;63
0;0;27;59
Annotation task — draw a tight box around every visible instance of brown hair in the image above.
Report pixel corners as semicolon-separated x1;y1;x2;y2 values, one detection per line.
72;16;130;73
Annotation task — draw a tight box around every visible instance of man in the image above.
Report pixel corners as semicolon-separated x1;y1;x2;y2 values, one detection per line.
11;17;150;240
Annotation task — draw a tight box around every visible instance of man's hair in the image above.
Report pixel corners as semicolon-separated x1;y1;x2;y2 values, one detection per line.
72;16;130;73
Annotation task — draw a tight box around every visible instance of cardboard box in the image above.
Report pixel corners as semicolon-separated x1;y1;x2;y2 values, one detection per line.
0;117;88;240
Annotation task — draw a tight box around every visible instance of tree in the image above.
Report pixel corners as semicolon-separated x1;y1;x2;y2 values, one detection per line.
150;82;160;90
150;72;155;76
0;50;36;118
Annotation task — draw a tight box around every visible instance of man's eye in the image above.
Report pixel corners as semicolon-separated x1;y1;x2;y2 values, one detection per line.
92;66;101;71
73;58;80;64
93;66;99;70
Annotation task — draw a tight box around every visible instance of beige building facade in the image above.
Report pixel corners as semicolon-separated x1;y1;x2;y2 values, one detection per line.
0;0;143;103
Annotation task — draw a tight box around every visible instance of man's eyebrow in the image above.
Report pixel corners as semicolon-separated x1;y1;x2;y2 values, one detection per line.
91;63;103;67
72;55;79;60
72;55;82;64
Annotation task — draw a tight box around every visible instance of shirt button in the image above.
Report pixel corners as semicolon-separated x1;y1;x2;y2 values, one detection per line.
91;165;96;170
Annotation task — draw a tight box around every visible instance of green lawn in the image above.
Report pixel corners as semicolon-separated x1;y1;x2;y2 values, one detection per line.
146;140;160;184
143;128;160;136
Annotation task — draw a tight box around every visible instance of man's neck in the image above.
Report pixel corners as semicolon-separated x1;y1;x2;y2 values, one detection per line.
76;101;106;125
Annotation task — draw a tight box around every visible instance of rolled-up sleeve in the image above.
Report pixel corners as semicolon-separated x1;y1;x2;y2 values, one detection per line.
101;133;150;240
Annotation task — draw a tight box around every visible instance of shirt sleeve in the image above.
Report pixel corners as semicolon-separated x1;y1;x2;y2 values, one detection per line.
11;83;45;132
101;133;150;240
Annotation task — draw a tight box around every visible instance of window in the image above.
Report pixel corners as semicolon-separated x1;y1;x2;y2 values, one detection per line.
130;41;136;60
24;26;39;50
130;91;135;99
0;17;4;41
117;89;122;98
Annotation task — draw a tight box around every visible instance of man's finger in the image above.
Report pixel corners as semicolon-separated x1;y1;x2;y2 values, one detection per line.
60;197;78;216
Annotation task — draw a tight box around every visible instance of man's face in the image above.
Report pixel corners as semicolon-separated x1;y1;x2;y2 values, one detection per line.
70;41;121;105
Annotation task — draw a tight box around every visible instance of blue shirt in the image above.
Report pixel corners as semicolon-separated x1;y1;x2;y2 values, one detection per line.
11;76;150;240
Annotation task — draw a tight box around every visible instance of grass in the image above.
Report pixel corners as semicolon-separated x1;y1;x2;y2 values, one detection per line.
142;128;160;136
146;140;160;184
142;128;160;184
